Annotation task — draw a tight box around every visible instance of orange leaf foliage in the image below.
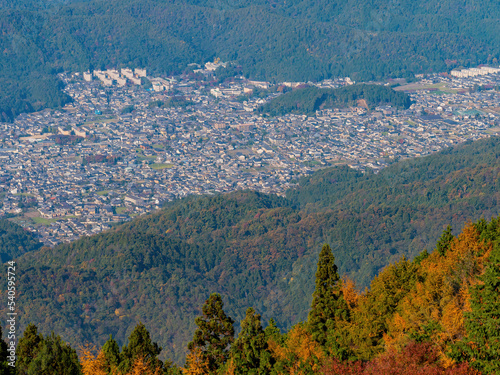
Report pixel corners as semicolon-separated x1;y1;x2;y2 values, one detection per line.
79;344;108;375
268;324;324;375
341;277;359;310
183;347;210;375
385;223;492;362
129;356;162;375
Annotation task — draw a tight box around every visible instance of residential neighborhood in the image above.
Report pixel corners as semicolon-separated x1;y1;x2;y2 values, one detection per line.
1;66;499;246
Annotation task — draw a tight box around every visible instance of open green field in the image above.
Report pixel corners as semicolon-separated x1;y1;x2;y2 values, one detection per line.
32;217;59;225
14;193;35;197
150;163;174;170
394;82;459;94
115;207;128;214
83;117;117;126
31;215;78;225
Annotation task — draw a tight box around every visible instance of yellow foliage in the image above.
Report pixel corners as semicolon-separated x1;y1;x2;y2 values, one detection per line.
129;356;162;375
385;223;492;355
268;324;323;375
183;348;210;375
79;344;108;375
341;276;359;309
220;358;236;375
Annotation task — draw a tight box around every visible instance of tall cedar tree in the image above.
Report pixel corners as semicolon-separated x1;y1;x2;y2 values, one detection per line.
187;293;235;373
308;244;350;357
436;225;454;256
102;335;121;373
118;323;164;374
229;307;269;375
451;239;500;374
16;324;43;375
25;332;82;375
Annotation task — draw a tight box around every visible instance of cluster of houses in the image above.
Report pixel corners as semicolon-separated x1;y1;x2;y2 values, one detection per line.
0;64;499;246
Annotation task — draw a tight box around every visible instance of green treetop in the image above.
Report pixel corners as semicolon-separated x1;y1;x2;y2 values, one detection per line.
24;332;82;375
451;241;500;374
229;307;270;375
16;324;44;375
308;244;350;357
436;225;454;256
118;322;163;374
102;335;121;373
0;323;13;375
187;293;235;374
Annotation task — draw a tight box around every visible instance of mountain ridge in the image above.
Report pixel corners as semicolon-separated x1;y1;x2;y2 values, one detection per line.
1;0;499;119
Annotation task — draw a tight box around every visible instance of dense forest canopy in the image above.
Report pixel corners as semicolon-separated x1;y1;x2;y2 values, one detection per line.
0;219;42;262
2;136;500;363
1;0;499;119
2;215;500;374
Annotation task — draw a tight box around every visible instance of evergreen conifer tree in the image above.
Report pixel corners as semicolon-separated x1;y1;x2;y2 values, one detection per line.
263;318;282;344
436;225;454;256
16;324;43;375
229;307;269;375
119;323;163;374
102;335;121;373
187;293;234;374
451;243;500;374
26;332;82;375
308;244;350;357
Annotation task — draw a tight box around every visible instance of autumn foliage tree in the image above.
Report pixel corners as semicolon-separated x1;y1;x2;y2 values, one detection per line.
268;324;323;375
384;223;491;359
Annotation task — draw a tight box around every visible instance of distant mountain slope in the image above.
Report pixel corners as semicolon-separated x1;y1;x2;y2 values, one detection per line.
3;136;500;364
1;0;499;119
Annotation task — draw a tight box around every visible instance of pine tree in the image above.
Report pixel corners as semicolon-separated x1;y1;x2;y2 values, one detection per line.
26;332;82;375
451;242;500;374
102;335;121;373
307;244;350;358
119;323;163;374
229;307;269;375
436;225;454;256
16;324;43;375
186;293;235;374
263;319;281;344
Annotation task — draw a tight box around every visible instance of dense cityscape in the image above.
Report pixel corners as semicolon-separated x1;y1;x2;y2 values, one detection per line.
1;65;500;246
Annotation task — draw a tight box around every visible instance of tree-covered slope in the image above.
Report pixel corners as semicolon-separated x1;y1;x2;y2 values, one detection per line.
0;219;42;262
2;137;500;364
1;0;499;119
259;84;412;116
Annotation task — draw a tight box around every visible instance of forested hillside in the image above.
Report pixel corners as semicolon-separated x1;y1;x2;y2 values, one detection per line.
0;220;42;262
259;84;412;116
3;216;500;374
2;136;500;364
1;0;499;119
